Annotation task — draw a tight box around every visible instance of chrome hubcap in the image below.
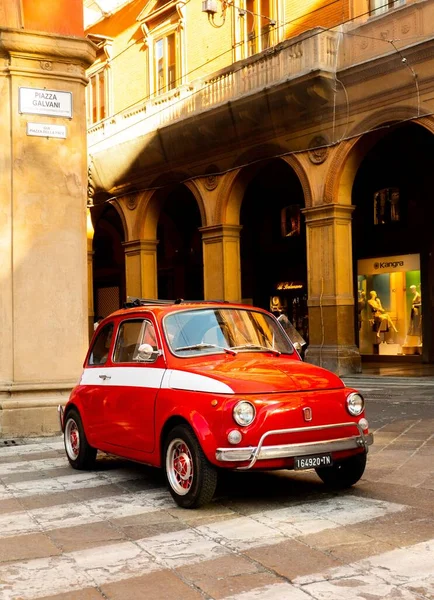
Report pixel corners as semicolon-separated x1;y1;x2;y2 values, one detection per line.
65;418;80;460
166;438;194;495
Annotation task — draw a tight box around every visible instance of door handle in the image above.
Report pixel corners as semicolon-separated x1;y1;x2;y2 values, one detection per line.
99;374;111;380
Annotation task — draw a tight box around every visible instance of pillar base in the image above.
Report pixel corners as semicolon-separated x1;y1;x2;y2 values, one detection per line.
305;344;362;376
0;382;74;438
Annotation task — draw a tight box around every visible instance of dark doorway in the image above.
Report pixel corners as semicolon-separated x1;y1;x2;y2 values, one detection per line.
240;159;308;342
157;185;203;300
92;203;126;318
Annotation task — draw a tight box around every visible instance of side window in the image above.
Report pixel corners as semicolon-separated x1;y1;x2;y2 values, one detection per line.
113;319;159;363
88;323;114;366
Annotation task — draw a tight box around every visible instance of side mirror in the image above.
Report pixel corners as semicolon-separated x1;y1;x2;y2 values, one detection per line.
136;343;154;360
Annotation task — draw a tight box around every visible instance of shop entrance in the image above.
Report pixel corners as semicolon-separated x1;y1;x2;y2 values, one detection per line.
157;185;203;300
240;159;308;343
352;123;434;361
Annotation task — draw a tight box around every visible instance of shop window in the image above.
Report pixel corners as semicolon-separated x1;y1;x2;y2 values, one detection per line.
154;32;177;95
373;187;400;225
370;0;405;16
357;254;422;357
281;205;301;237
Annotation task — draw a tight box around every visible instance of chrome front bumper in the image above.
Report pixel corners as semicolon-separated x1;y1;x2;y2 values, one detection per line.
215;422;374;470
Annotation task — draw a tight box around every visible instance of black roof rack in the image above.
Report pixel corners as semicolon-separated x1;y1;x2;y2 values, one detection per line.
123;297;180;308
123;297;231;309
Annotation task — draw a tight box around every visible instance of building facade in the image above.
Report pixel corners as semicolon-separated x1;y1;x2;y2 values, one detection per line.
0;1;95;437
86;0;434;376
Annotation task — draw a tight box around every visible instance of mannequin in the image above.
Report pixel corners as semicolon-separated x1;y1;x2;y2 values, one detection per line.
368;291;397;338
408;285;422;336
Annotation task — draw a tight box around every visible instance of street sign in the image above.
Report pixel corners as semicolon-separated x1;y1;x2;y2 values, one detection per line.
19;87;73;118
26;123;67;139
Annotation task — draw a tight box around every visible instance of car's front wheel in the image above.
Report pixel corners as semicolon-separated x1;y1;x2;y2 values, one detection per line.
315;452;367;489
64;408;97;470
164;424;218;508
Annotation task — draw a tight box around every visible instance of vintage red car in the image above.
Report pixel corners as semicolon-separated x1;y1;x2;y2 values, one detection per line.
59;299;373;508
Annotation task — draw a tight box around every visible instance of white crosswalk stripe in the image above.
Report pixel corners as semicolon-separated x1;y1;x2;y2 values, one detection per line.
0;457;67;476
0;439;64;455
0;489;172;538
0;467;152;500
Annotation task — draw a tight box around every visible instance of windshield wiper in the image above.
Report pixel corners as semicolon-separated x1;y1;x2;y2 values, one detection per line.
230;344;281;356
174;342;237;355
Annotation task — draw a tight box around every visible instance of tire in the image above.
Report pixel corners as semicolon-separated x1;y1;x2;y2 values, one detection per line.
315;452;367;489
64;408;97;470
164;424;218;508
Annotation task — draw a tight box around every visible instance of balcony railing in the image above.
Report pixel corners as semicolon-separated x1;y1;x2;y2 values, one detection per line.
88;28;339;151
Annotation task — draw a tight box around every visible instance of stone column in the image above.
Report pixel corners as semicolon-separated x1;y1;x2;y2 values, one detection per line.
87;209;95;341
200;225;242;302
0;30;95;437
123;239;159;300
303;204;361;375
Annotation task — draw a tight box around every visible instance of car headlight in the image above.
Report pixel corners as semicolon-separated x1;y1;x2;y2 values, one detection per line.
233;401;256;426
346;392;364;416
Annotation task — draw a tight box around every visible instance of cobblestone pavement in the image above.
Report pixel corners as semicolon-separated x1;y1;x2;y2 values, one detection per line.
0;389;433;600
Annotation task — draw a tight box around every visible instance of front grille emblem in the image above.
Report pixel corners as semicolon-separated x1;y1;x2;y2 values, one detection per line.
303;407;313;422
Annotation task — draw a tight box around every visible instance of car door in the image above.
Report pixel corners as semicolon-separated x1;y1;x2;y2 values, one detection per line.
79;321;115;444
102;316;165;454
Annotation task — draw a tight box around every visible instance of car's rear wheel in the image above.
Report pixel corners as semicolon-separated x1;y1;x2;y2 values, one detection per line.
64;408;97;470
315;452;367;489
164;424;218;508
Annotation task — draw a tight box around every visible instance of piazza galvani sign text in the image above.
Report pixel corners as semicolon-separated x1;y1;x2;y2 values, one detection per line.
19;87;72;118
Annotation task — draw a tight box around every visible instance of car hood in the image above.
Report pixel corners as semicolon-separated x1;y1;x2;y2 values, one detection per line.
176;355;344;394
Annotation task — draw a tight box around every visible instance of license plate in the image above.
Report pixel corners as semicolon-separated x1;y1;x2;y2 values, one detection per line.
294;454;333;470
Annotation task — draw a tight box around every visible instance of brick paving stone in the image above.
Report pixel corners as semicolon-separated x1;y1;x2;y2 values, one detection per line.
113;512;186;541
351;482;434;514
46;521;128;552
101;570;204;600
0;532;62;563
167;503;237;525
177;555;279;599
347;507;434;547
38;588;105;600
67;483;130;502
0;497;23;514
1;471;52;484
19;491;79;510
298;526;396;563
244;538;343;580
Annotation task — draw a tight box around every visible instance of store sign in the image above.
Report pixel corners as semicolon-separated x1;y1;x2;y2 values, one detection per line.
358;253;420;275
27;123;67;139
276;281;304;290
19;87;72;118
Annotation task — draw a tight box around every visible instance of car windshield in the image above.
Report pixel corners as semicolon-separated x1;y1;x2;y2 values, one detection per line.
164;307;294;356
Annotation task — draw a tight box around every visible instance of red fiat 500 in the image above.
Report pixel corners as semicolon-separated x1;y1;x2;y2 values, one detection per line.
59;299;373;508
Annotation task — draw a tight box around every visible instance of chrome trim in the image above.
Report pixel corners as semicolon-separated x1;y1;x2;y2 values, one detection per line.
57;405;65;433
215;422;373;470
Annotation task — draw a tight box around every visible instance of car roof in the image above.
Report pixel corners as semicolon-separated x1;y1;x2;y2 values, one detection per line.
105;299;269;320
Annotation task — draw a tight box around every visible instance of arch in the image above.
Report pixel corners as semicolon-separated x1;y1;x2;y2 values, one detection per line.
217;153;313;225
134;179;207;241
324;108;434;205
105;198;128;241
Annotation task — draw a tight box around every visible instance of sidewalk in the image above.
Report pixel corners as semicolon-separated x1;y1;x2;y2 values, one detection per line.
359;360;434;378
